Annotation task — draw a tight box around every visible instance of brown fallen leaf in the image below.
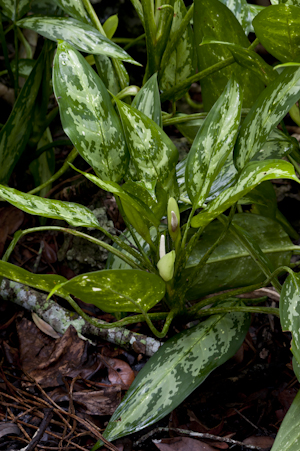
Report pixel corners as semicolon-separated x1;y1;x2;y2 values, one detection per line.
32;312;61;339
17;319;104;387
153;437;218;451
104;357;135;389
0;206;24;257
243;436;274;449
0;422;21;438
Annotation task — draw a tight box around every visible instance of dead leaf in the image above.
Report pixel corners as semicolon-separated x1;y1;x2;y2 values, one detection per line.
17;319;104;387
32;312;61;339
153;437;218;451
104;357;135;389
243;436;274;449
0;206;24;257
0;423;21;438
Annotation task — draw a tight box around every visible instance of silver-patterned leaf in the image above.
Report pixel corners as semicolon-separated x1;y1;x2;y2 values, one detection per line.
53;41;129;182
185;78;242;207
99;302;250;444
132;73;162;128
219;0;252;35
0;0;30;20
53;0;89;23
270;389;300;451
234;67;300;171
0;184;100;228
191;160;300;228
280;272;300;363
17;16;140;65
116;99;179;197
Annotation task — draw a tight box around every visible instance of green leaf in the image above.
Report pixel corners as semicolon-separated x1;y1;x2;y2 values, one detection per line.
54;0;90;24
98;302;249;445
269;389;300;451
253;4;300;64
191;160;299;228
69;165;160;228
29;128;55;198
185;214;293;299
194;0;264;111
0;185;100;228
122;180;167;221
94;54;121;95
185;77;242;207
11;58;36;78
53;41;129;182
218;0;252;35
0;0;31;20
132;73;162;128
115;99;179;197
251;129;299;162
50;269;166;313
159;0;196;97
280;271;300;363
234;67;300;170
0;48;45;184
103;14;118;40
174;114;205;143
17;16;140;65
0;260;69;299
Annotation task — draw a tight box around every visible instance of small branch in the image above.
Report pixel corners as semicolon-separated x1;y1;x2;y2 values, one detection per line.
0;278;161;357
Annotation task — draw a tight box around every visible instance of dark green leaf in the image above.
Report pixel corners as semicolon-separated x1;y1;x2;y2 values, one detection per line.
11;58;36;78
18;17;140;65
219;0;252;35
29;129;55;198
94;54;121;95
234;67;300;170
53;41;129;182
194;0;264;111
116;99;179;197
253;4;300;64
99;302;249;444
186;214;293;299
174;114;205;143
132;73;162;128
0;49;45;184
185;77;242;207
54;0;90;23
0;0;31;20
50;269;166;313
0;185;100;228
191;160;299;228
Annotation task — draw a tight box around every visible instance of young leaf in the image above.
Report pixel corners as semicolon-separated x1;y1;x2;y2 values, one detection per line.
96;302;250;445
253;4;300;64
191;160;300;228
132;73;162;128
0;185;100;228
234;67;300;170
269;389;300;451
185;77;242;207
0;48;45;184
49;269;166;313
194;0;264;111
185;214;293;300
18;17;140;65
115;99;179;197
103;14;119;40
53;41;129;182
280;272;300;364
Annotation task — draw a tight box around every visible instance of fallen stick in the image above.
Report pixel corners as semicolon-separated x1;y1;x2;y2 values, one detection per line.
0;278;161;356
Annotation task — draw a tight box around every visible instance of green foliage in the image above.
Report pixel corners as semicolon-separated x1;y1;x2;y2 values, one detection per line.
1;1;300;450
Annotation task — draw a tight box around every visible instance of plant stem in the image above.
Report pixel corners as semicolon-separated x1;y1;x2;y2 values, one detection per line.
124;33;146;50
28;147;78;195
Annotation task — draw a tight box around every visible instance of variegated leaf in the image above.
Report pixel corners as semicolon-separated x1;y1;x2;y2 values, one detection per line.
219;0;252;35
159;0;196;97
270;389;300;451
49;269;166;313
54;0;89;23
234;67;300;171
253;4;300;64
53;41;129;182
69;165;160;227
185;214;293;300
280;272;300;364
95;302;250;445
115;99;179;197
94;54;121;95
191;160;300;228
132;73;162;128
0;0;30;20
18;17;140;65
251;129;299;161
0;49;45;184
0;184;100;228
185;78;242;207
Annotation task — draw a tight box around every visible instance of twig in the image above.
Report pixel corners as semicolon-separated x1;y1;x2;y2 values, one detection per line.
0;278;161;356
134;427;267;450
20;408;53;451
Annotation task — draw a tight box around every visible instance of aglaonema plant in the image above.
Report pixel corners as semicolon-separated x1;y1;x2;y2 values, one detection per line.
2;0;300;449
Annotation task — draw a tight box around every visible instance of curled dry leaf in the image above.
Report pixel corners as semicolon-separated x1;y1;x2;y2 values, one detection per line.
153;437;218;451
105;357;135;389
242;436;274;449
32;312;61;339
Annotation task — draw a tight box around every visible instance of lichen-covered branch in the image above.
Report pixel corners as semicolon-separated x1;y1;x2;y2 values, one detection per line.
0;278;161;356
